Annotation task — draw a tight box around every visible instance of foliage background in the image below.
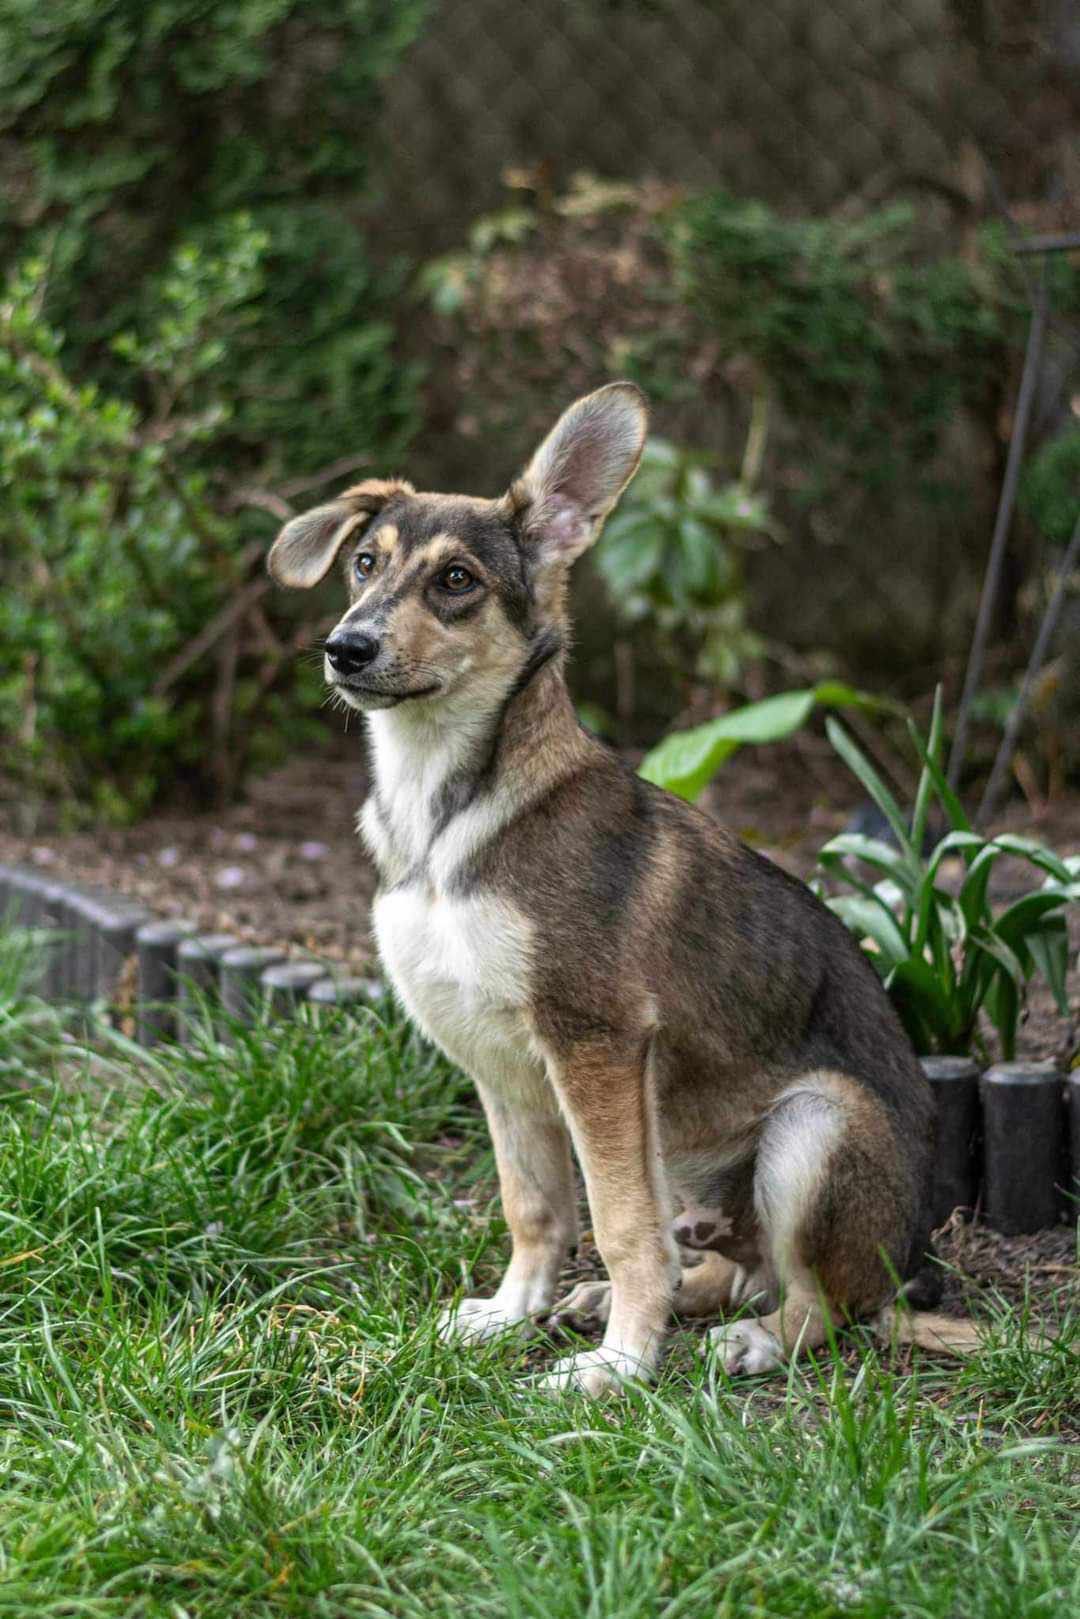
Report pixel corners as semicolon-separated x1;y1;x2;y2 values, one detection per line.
0;0;1077;819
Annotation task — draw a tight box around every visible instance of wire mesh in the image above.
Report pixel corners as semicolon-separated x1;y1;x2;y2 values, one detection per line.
373;0;1075;254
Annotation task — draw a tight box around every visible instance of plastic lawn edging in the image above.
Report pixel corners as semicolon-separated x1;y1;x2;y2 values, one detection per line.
0;861;383;1044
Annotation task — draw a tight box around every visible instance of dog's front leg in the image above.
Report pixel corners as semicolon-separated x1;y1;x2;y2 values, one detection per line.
540;1037;679;1395
439;1084;577;1344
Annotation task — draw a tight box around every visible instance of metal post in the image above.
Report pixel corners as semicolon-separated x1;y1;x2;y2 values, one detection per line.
948;266;1050;790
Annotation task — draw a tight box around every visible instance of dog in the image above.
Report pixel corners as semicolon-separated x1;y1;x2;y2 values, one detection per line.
268;383;976;1394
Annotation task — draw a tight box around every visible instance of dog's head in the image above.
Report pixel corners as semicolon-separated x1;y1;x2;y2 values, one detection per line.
268;383;647;712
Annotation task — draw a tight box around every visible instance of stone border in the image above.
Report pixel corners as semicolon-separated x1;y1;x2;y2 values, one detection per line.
2;861;1077;1236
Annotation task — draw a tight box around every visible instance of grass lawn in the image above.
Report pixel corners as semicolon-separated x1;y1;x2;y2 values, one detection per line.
0;931;1076;1618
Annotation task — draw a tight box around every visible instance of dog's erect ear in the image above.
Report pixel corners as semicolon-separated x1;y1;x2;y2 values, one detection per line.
510;383;647;565
267;478;412;588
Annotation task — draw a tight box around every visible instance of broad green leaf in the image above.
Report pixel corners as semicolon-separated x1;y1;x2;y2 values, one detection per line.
821;867;912;948
983;971;1020;1060
1025;915;1071;1015
912;868;948;956
826;894;908;967
640;684;892;801
596;524;665;592
926;830;987;886
966;925;1026;990
988;835;1072;886
639;689;814;798
811;680;904;716
993;890;1069;950
817;833;910;885
691;486;770;531
885;957;964;1053
676;515;723;595
957;840;1004;928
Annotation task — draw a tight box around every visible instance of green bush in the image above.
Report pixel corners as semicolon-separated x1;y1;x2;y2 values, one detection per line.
0;1;430;816
0;0;426;480
595;437;771;687
671;194;1033;498
0;225;326;818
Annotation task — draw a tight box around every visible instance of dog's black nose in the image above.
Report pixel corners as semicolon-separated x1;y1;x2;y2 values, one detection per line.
325;631;380;677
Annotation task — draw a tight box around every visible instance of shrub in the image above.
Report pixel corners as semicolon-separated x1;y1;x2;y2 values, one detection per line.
671;194;1031;494
0;225;325;818
594;436;771;688
0;0;426;480
0;1;432;815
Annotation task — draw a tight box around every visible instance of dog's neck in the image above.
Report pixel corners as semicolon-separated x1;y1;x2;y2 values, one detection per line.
360;637;590;888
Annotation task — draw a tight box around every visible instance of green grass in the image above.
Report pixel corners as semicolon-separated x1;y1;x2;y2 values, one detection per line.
0;931;1076;1617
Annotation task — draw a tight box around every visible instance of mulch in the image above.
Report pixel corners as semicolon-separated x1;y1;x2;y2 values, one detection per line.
2;743;379;971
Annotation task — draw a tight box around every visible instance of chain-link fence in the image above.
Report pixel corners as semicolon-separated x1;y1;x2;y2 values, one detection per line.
373;0;1078;256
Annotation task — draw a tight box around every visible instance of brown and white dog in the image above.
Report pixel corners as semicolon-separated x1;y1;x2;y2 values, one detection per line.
269;384;972;1394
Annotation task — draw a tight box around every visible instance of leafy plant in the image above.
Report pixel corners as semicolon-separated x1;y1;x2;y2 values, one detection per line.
639;682;894;801
0;0;425;480
816;693;1078;1058
671;195;1044;477
595;437;771;686
0;226;324;818
668;193;1080;676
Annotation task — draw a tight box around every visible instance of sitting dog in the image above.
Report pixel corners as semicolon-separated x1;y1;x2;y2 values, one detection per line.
269;384;972;1394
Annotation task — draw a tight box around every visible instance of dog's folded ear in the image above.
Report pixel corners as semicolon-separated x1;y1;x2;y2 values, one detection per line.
510;383;648;565
267;478;413;588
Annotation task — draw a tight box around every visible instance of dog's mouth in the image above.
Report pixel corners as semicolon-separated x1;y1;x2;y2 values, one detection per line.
329;678;442;708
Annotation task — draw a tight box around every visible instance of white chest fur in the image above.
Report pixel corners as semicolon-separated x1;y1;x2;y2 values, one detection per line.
373;883;545;1096
361;704;547;1097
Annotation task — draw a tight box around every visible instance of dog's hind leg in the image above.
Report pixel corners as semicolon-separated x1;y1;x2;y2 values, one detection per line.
674;1251;744;1318
709;1073;915;1377
549;1249;742;1331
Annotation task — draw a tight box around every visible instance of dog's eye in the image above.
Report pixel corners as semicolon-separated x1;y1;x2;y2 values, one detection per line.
438;564;475;594
355;552;376;580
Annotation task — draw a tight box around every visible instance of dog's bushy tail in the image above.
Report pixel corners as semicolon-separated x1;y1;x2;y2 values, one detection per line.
870;1304;984;1357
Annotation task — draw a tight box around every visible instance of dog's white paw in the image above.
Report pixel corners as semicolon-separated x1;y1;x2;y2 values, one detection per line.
546;1279;612;1330
534;1346;649;1396
438;1297;534;1344
708;1319;784;1376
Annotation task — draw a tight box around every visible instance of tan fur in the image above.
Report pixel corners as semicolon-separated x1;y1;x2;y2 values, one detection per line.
872;1307;985;1356
537;1035;680;1387
268;383;977;1396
